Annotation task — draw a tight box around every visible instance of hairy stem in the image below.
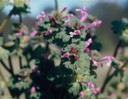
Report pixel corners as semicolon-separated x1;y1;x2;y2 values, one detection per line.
100;40;122;93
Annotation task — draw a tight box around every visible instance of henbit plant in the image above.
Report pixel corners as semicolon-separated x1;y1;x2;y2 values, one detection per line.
0;0;128;99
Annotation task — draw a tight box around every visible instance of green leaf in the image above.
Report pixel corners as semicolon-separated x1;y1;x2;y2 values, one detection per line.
120;29;128;43
68;82;81;96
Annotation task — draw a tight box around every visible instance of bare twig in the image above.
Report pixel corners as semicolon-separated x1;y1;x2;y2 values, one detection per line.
100;40;122;93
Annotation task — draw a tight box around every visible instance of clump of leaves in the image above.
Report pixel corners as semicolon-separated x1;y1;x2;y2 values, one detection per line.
112;18;128;42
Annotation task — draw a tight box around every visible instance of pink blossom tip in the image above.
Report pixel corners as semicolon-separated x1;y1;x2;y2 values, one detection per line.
30;86;36;93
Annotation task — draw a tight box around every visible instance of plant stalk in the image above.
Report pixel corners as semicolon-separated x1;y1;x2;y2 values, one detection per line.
0;7;14;34
101;60;128;93
0;60;13;75
19;14;23;69
100;40;122;93
55;0;59;14
8;56;14;75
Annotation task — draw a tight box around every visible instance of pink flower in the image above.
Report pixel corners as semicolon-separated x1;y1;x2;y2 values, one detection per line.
61;52;70;59
85;48;90;56
69;30;81;37
79;25;85;29
82;82;100;95
30;86;36;93
51;21;55;27
48;15;53;20
65;20;71;26
83;38;92;50
101;56;114;66
92;60;101;67
63;14;74;20
85;19;102;28
70;47;75;52
45;29;53;36
16;29;26;37
92;87;100;94
29;31;37;38
60;7;67;14
75;56;79;60
63;14;74;26
27;31;37;41
79;91;84;98
76;6;88;22
36;11;46;21
85;82;95;88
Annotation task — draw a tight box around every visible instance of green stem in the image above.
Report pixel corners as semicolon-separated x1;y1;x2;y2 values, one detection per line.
8;56;14;75
0;7;14;34
25;55;30;68
101;60;128;93
0;60;13;75
100;40;122;93
19;56;22;69
19;14;22;24
18;14;23;69
55;0;59;13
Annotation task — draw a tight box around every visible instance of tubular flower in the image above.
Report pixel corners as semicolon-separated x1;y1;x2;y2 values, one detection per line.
85;19;102;28
69;30;81;37
83;38;92;51
101;56;114;66
36;11;46;21
61;52;70;59
76;6;88;22
45;29;53;36
27;31;37;41
63;14;74;26
16;29;26;37
79;89;90;98
82;82;100;95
